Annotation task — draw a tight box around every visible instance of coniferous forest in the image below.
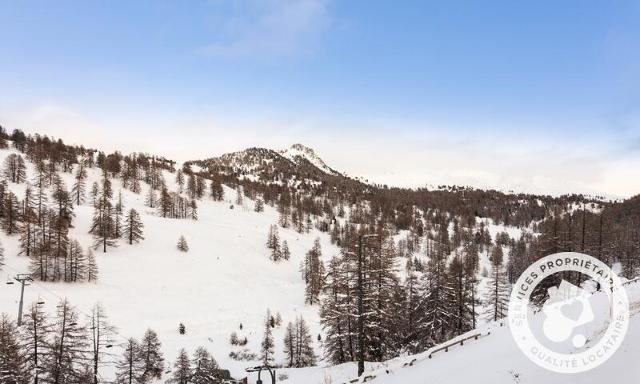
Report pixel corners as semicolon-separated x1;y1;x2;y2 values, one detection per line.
0;126;638;383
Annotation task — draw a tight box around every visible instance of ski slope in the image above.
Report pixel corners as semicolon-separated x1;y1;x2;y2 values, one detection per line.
0;147;340;381
1;144;637;384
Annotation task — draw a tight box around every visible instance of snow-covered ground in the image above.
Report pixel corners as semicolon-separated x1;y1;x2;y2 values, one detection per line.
0;147;340;381
1;144;638;384
274;282;640;384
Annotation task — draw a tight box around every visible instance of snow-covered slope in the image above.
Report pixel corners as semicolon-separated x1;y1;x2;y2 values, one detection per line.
0;147;339;381
279;144;339;176
1;142;637;384
271;282;640;384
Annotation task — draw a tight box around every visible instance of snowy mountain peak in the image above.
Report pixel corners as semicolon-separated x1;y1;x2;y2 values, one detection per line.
287;143;317;156
186;143;344;184
280;143;338;176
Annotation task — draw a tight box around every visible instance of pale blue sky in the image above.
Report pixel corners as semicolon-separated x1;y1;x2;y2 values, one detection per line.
1;1;639;196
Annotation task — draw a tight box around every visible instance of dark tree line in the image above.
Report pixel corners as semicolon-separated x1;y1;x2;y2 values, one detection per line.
320;219;502;364
157;187;198;220
283;317;316;368
167;347;223;384
0;299;167;384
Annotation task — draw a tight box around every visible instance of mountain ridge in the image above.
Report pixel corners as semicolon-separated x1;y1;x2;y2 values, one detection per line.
184;143;355;188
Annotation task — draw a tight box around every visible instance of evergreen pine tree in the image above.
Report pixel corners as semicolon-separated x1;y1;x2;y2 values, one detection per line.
72;164;87;205
448;254;474;336
484;245;511;322
3;153;27;183
21;302;51;384
89;303;117;384
403;262;421;353
115;338;144;384
50;211;71;282
294;317;316;367
195;176;206;199
414;243;457;349
124;209;144;245
114;191;124;238
175;170;185;194
189;200;198;221
365;235;403;361
304;239;325;305
158;187;172;218
139;329;165;382
191;347;219;384
283;322;296;367
2;191;21;235
235;186;243;206
267;225;282;261
68;239;87;282
169;349;191;384
463;242;481;330
19;187;37;257
145;187;156;209
87;248;99;282
0;313;29;384
16;155;26;183
260;310;275;366
42;299;90;384
187;174;197;200
90;194;118;253
101;171;113;200
90;182;100;206
266;225;281;261
254;198;264;213
209;178;224;201
131;177;141;195
319;254;355;365
283;317;316;368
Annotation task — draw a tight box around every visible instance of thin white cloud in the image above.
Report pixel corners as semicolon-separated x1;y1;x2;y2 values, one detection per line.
1;103;117;153
202;0;330;60
30;104;80;121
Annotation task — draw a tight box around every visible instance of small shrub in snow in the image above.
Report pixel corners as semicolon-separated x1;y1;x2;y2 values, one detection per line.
228;348;256;361
254;198;264;212
179;323;186;335
229;332;249;346
230;332;240;345
177;236;189;252
275;312;282;326
281;241;290;261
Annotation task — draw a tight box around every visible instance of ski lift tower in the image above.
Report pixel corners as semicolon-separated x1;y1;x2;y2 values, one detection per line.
246;365;276;384
7;274;33;326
